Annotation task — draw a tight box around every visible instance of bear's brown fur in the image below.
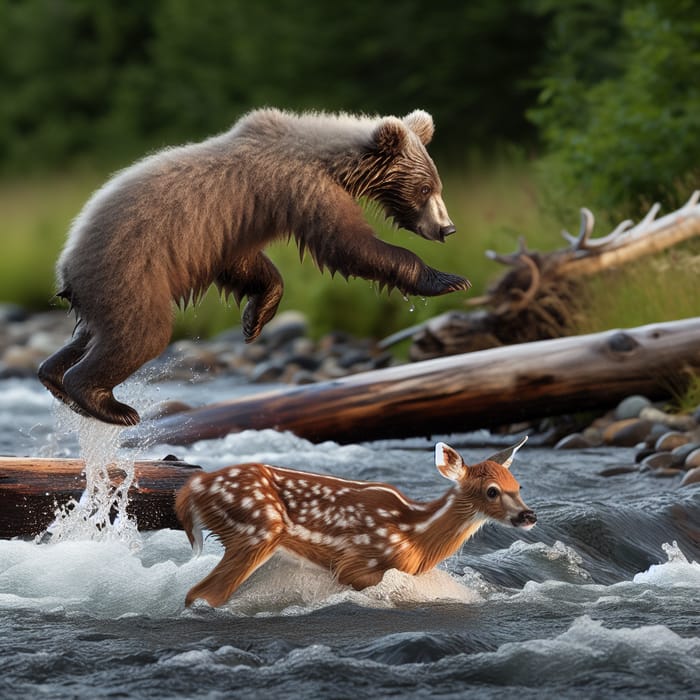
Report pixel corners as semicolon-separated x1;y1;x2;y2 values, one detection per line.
38;108;470;426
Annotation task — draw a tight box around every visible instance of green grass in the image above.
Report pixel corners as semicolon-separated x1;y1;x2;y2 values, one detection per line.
1;162;698;342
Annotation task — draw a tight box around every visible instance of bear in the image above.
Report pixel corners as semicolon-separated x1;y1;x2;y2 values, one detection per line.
38;108;470;427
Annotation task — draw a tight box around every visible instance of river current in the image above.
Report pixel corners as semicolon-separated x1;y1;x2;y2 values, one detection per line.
1;375;698;699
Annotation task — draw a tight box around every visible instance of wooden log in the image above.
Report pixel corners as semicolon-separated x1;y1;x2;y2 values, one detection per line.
0;457;202;539
123;317;700;447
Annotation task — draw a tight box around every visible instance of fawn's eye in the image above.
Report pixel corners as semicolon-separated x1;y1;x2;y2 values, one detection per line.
486;486;500;499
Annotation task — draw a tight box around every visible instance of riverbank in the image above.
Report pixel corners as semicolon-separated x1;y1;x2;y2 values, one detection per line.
1;303;699;486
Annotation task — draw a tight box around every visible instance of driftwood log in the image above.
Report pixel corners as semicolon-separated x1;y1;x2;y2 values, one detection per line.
0;457;201;539
123;317;700;447
391;193;700;360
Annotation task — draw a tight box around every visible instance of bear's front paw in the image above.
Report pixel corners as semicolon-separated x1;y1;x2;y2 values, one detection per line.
410;267;471;297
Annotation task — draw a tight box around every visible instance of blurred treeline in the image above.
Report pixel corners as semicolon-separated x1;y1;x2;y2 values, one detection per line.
0;0;544;170
2;0;698;214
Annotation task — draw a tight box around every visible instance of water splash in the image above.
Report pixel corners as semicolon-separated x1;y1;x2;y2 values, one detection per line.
42;405;141;550
402;294;416;312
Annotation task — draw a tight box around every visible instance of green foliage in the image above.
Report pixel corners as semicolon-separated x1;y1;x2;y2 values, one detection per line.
530;0;700;217
0;0;546;173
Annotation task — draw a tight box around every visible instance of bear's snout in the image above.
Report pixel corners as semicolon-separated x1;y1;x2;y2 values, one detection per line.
439;224;456;241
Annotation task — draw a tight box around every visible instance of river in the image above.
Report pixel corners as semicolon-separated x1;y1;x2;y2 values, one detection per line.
1;375;698;699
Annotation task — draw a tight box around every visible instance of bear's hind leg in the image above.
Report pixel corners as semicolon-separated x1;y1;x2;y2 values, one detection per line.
37;328;91;411
61;316;172;426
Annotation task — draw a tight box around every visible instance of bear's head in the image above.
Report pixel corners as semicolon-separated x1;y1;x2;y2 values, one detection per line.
370;110;456;243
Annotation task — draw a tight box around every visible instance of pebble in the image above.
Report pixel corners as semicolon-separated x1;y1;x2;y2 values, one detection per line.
602;419;653;447
614;394;652;420
654;431;690;452
554;433;595;450
680;467;700;486
685;448;700;469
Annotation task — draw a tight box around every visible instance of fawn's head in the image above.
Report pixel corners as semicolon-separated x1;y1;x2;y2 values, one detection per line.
434;437;536;529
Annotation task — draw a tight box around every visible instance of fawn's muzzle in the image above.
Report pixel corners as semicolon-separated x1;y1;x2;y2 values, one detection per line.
512;510;537;529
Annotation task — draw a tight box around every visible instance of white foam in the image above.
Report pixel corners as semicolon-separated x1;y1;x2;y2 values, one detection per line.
472;615;700;685
0;530;215;617
633;541;700;586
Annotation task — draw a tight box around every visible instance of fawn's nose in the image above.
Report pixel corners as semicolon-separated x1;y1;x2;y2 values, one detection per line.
513;510;537;528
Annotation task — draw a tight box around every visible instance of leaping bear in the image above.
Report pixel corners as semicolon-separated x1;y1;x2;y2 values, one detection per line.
38;108;470;426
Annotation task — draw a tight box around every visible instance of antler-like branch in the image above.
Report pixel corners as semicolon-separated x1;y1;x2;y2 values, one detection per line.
560;191;700;275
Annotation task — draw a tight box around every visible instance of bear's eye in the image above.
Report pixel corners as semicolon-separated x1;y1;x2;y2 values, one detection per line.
420;185;431;196
486;486;500;499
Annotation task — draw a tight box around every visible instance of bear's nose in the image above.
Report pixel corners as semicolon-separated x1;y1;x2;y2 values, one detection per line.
439;224;456;241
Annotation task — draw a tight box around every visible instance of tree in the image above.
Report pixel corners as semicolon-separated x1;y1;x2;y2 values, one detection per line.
530;0;700;216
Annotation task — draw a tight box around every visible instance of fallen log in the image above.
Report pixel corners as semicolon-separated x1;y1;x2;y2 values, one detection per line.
0;457;201;539
123;317;700;447
400;193;700;360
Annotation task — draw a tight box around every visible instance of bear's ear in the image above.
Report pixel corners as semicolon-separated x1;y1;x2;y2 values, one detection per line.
403;110;434;145
373;117;408;155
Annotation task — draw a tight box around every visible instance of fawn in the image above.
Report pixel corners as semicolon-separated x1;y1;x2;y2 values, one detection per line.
175;437;536;607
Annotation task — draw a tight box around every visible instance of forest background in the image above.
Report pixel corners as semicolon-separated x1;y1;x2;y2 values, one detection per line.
1;0;698;340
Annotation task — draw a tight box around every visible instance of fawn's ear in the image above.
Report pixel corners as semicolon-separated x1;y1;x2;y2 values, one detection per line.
435;442;467;482
486;436;528;470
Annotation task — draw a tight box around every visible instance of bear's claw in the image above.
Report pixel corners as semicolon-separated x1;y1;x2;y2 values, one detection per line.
410;267;471;297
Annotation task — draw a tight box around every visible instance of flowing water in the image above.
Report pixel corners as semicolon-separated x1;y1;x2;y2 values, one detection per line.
1;376;698;699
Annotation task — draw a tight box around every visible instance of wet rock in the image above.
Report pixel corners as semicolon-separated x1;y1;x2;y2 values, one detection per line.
2;345;46;371
645;422;673;447
684;447;700;469
285;352;321;372
260;311;308;349
615;395;652;420
0;303;29;323
602;419;653;447
634;447;657;463
599;465;639;477
639;406;696;431
579;426;603;446
654;431;690;452
288;369;317;385
680;466;700;487
250;361;286;383
670;441;700;466
640;452;675;471
555;433;595;450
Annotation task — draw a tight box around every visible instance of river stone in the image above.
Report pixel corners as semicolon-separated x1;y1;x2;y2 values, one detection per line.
639;406;696;431
582;426;604;446
680;466;700;487
634;447;657;463
2;345;46;370
555;433;595;449
640;452;675;471
670;442;700;465
615;395;652;420
685;448;700;469
250;360;285;383
259;310;308;349
654;431;690;452
645;422;672;446
602;419;653;446
599;465;639;477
